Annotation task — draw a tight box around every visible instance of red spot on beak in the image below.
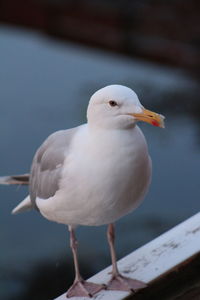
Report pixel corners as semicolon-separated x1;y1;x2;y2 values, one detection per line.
152;120;159;127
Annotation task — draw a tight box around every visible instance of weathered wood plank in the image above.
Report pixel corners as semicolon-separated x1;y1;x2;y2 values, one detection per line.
55;213;200;300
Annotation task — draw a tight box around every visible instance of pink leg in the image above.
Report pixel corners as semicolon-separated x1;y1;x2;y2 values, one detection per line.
106;223;147;292
66;226;105;298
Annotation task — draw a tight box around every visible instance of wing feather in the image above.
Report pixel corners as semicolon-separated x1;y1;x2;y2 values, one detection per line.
29;127;78;209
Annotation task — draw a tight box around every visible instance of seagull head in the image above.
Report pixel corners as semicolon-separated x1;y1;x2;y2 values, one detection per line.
87;85;165;130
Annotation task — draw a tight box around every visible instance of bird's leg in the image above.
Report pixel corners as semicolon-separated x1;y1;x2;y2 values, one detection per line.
66;226;105;298
106;223;147;292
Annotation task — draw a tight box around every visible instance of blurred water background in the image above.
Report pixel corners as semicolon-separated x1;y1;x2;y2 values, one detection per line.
0;3;199;299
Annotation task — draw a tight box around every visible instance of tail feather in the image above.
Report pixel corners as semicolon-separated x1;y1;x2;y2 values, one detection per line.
0;174;29;185
0;173;32;214
12;195;33;214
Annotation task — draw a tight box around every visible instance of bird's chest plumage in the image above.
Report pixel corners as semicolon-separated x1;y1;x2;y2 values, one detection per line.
82;131;147;194
56;126;151;226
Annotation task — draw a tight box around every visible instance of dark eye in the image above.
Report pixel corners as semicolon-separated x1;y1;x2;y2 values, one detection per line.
109;100;118;107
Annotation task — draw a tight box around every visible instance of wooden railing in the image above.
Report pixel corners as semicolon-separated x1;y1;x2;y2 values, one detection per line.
55;213;200;299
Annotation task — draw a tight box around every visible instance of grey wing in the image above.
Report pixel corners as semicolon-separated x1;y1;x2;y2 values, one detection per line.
29;127;78;209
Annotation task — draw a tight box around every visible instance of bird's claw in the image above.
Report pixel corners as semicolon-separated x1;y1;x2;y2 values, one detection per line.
66;279;105;298
106;273;147;292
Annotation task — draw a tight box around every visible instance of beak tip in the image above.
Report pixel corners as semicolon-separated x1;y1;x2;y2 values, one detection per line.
160;115;165;128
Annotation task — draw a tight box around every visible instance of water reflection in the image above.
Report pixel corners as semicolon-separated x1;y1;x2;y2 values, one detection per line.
0;26;199;299
6;259;92;300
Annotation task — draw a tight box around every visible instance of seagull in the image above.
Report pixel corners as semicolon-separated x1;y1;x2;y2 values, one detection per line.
0;85;165;298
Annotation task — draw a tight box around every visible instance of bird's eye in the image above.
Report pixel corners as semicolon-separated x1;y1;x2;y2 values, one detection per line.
109;100;118;107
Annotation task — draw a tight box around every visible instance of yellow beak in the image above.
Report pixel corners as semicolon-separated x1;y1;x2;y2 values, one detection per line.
130;108;165;128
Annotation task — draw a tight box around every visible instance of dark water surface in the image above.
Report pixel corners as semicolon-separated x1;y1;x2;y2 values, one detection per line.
0;26;199;299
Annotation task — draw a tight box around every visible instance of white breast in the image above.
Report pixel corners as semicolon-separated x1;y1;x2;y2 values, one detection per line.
37;125;152;226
